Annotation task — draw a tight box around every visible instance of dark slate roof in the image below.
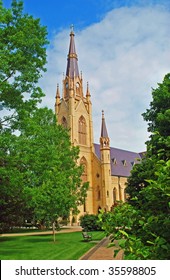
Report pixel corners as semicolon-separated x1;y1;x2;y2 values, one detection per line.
66;31;79;78
94;143;142;177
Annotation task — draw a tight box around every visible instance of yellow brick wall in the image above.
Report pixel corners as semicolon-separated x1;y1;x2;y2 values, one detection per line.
56;81;128;221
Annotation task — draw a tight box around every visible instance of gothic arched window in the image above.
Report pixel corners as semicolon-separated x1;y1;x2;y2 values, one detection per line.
80;156;87;182
113;187;117;204
62;116;67;128
97;186;101;201
98;206;101;213
119;184;122;201
78;115;86;145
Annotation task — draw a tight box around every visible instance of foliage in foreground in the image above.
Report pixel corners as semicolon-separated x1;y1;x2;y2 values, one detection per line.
99;160;170;260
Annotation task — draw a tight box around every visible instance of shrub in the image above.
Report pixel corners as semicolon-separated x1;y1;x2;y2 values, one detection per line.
79;214;102;231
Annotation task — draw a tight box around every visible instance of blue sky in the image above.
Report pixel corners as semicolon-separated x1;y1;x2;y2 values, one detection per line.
2;0;170;152
3;0;170;37
3;0;116;36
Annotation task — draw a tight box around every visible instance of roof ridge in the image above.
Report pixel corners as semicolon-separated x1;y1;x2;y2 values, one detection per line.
94;143;142;155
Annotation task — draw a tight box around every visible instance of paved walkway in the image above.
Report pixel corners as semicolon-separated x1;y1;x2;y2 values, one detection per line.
0;226;82;237
80;237;123;260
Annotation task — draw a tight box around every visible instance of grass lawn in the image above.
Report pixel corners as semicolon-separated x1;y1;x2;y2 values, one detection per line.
0;231;105;260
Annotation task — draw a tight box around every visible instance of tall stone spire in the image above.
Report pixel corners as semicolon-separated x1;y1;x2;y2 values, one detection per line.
66;26;79;78
101;110;109;138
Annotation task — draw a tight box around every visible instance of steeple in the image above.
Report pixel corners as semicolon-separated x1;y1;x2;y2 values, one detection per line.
56;83;60;98
100;110;111;210
55;84;60;115
100;110;110;148
66;26;79;78
86;82;91;98
101;110;109;138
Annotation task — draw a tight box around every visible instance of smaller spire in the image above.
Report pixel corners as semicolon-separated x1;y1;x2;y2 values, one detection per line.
86;81;91;97
55;84;60;115
56;83;60;98
101;110;109;138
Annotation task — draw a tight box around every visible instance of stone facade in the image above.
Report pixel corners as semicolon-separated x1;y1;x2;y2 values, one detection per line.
55;30;142;220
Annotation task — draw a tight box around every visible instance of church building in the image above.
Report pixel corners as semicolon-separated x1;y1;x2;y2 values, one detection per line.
55;29;143;221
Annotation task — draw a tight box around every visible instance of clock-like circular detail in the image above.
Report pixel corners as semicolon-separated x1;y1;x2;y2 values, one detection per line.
76;82;79;88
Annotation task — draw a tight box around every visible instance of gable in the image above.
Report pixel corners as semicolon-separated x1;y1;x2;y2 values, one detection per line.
58;99;68;114
75;99;88;115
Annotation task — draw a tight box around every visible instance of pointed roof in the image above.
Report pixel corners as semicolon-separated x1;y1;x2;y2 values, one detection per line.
56;83;60;98
86;82;91;97
101;110;109;138
66;28;79;78
94;143;142;177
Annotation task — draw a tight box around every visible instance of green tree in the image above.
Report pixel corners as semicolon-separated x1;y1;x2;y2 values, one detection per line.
0;0;48;232
0;0;48;129
0;108;88;236
100;159;170;259
142;73;170;160
99;74;170;259
0;1;88;236
0;130;28;232
21;108;88;241
126;158;156;205
143;74;170;138
126;73;170;202
80;214;102;231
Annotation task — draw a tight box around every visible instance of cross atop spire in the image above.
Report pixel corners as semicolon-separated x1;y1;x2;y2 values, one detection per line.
70;24;74;33
66;27;79;78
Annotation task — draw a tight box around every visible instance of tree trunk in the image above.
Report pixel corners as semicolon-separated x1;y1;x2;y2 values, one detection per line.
52;221;56;243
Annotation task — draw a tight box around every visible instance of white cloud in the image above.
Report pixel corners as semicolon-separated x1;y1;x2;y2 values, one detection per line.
40;5;170;152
